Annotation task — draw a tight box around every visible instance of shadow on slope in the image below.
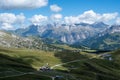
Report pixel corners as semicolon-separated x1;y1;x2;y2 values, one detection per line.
0;54;53;80
0;53;35;72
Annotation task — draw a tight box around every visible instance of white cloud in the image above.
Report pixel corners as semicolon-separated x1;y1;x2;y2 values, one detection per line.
50;4;62;12
29;15;48;25
0;13;26;30
0;0;48;9
15;13;26;24
78;10;100;24
116;18;120;24
64;16;80;24
101;13;118;22
1;23;14;30
0;13;16;24
51;14;62;21
64;10;118;24
0;10;119;30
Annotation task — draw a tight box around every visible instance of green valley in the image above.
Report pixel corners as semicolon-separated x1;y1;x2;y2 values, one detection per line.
0;46;120;80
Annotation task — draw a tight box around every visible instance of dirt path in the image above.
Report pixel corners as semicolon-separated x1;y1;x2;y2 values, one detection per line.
51;56;96;69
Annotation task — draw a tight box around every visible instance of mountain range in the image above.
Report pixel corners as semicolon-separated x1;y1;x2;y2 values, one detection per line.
1;22;120;50
12;22;108;43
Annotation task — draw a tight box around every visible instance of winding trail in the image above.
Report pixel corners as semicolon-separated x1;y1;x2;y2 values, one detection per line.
51;56;97;69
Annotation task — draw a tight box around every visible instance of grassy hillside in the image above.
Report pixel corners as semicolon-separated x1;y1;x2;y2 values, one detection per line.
54;50;120;80
0;47;62;69
111;49;120;63
0;47;120;80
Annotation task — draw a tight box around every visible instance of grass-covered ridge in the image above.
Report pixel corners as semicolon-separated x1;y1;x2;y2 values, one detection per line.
0;47;62;69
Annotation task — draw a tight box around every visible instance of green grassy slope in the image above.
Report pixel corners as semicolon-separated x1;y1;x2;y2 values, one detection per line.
54;50;120;80
0;47;62;69
0;47;79;80
111;49;120;63
0;47;120;80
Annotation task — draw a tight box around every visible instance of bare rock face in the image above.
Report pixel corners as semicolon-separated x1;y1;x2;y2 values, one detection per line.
13;22;108;44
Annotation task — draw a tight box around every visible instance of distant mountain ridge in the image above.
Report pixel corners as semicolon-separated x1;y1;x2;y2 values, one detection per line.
12;22;109;44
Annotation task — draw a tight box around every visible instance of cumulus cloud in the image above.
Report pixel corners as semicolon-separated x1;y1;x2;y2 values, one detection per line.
101;13;118;22
0;10;119;30
51;14;62;21
0;13;16;24
64;10;118;24
1;23;13;30
64;16;80;24
0;0;48;9
29;15;48;25
116;18;120;24
50;4;62;12
15;13;26;24
0;13;26;30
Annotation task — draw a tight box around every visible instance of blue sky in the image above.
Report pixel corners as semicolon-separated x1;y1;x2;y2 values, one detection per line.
50;0;120;16
0;0;120;17
0;0;120;29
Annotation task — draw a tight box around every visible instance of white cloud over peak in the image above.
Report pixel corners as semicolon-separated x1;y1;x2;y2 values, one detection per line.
116;18;120;24
1;23;13;30
51;14;62;21
29;15;48;25
0;0;48;9
0;10;119;30
0;13;26;30
64;10;118;24
64;16;80;24
50;4;62;12
101;13;118;22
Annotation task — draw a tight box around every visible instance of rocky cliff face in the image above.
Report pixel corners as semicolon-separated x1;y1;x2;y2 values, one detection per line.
13;22;108;44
